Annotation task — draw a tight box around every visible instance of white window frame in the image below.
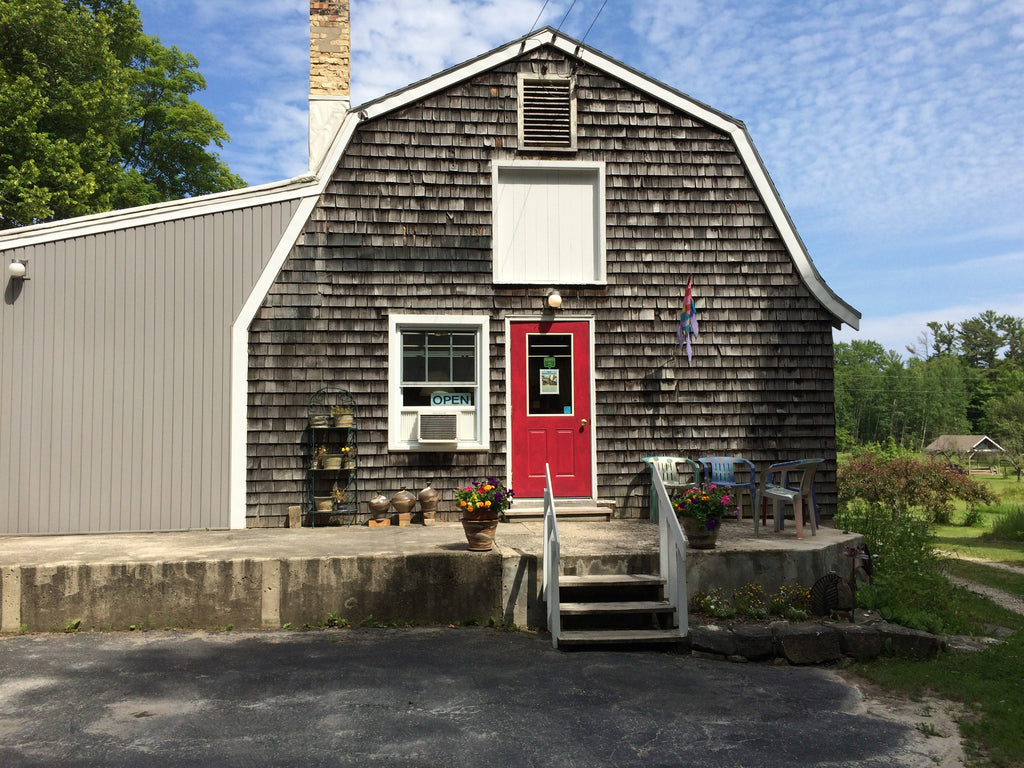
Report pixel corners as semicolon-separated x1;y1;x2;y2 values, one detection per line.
491;159;607;285
387;314;491;452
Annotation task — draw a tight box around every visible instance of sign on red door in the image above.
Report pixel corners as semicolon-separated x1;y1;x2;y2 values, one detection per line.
510;321;592;498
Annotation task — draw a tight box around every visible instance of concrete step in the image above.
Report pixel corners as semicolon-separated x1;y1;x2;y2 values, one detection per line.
557;628;684;645
504;502;613;521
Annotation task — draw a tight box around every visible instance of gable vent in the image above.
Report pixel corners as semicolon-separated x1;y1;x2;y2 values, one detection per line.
418;413;459;443
519;77;576;151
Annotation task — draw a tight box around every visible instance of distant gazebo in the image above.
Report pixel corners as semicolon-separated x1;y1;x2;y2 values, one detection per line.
925;435;1005;472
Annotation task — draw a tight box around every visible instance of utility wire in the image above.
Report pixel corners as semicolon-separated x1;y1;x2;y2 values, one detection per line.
580;0;609;45
527;0;551;35
558;0;580;30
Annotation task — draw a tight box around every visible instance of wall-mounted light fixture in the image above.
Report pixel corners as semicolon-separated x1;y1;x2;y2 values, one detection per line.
547;290;562;309
8;259;28;280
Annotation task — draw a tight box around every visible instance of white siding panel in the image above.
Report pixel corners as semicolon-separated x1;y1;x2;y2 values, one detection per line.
0;199;302;534
493;162;605;284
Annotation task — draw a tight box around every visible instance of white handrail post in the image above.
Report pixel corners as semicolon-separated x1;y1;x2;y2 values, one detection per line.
542;463;560;648
653;463;688;637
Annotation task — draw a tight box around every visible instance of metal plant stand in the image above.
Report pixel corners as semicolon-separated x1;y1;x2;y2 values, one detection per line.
307;387;358;526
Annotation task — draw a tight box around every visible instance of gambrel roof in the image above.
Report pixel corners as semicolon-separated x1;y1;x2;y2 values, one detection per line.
315;26;861;330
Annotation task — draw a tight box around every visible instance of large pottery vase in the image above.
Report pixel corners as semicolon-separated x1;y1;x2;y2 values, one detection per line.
418;482;439;525
368;493;391;522
680;516;719;549
461;519;499;551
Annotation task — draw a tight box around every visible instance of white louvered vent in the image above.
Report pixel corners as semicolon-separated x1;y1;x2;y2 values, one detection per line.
520;77;575;151
418;413;459;443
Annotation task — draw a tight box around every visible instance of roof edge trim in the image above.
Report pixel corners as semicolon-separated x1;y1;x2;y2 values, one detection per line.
0;174;320;250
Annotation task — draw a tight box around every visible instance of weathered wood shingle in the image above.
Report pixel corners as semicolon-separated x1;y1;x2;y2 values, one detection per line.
246;47;838;525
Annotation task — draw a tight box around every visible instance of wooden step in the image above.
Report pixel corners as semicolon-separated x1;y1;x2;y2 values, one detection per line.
557;628;684;645
559;574;665;588
559;600;673;615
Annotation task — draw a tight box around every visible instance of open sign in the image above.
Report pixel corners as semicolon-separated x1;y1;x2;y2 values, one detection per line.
430;391;473;407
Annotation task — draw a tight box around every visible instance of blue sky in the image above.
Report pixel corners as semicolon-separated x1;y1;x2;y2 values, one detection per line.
135;0;1024;357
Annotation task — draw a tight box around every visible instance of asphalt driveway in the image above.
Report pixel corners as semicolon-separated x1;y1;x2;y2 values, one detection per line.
0;627;947;767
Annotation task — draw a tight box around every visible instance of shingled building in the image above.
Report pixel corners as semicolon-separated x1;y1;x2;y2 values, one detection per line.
0;1;859;534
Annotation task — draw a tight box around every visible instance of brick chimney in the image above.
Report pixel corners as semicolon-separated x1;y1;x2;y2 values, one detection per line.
309;0;351;172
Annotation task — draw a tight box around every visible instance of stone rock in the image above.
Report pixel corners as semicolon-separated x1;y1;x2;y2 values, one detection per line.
882;623;941;660
775;621;842;665
689;624;737;657
732;624;775;661
835;623;886;661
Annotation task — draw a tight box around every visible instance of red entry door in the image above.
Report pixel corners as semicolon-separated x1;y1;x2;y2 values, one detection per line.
510;321;592;499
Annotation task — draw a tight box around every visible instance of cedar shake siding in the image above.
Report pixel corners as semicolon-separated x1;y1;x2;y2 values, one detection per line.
246;47;839;526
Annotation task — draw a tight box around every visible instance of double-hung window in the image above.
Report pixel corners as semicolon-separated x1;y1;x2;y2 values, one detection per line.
388;314;490;450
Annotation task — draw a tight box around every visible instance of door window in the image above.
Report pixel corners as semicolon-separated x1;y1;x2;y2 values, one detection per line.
526;334;573;416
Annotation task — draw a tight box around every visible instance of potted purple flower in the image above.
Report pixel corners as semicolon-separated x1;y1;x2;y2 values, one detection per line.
671;484;737;549
454;477;514;551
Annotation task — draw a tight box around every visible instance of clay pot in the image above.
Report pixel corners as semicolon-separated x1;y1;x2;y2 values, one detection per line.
368;493;391;521
418;482;439;525
679;516;720;549
391;488;417;516
461;519;499;551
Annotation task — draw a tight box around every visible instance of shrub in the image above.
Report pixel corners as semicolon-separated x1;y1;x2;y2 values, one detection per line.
989;506;1024;541
838;451;997;523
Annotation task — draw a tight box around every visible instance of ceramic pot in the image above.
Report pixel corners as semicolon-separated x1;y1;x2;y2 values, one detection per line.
679;516;719;549
368;493;391;521
418;482;438;524
461;519;499;551
391;488;417;516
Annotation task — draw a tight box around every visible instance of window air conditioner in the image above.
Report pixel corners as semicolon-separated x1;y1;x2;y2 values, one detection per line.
418;413;459;443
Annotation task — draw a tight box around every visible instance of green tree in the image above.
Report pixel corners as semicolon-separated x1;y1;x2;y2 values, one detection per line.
0;0;243;229
984;366;1024;481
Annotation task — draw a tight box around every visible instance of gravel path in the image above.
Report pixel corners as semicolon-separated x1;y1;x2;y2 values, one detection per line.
938;552;1024;616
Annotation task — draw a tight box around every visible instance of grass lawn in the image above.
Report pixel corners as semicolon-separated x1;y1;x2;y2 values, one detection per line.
850;474;1024;766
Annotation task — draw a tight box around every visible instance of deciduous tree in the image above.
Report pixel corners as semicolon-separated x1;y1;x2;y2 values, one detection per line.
0;0;243;229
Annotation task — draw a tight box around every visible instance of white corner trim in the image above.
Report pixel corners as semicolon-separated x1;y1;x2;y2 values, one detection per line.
228;193;320;529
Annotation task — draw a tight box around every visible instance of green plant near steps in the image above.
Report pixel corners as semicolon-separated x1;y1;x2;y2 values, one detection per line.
64;619;81;633
323;612;350;629
733;583;768;619
690;587;735;618
768;583;811;620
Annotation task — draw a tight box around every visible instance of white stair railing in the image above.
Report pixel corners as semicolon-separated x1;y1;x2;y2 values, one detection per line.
541;464;561;649
653;464;689;637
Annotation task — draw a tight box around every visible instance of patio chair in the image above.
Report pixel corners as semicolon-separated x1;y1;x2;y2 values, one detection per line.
697;456;757;521
641;456;701;523
756;458;825;539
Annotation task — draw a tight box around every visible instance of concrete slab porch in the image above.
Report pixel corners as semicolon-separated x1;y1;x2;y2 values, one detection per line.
0;520;862;635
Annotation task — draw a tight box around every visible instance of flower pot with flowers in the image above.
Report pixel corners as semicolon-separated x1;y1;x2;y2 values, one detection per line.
454;477;514;551
671;484;738;549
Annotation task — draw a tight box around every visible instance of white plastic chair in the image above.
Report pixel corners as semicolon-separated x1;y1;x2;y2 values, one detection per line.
641;456;701;523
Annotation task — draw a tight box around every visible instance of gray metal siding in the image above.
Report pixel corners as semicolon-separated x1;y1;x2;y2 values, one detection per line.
0;199;301;534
